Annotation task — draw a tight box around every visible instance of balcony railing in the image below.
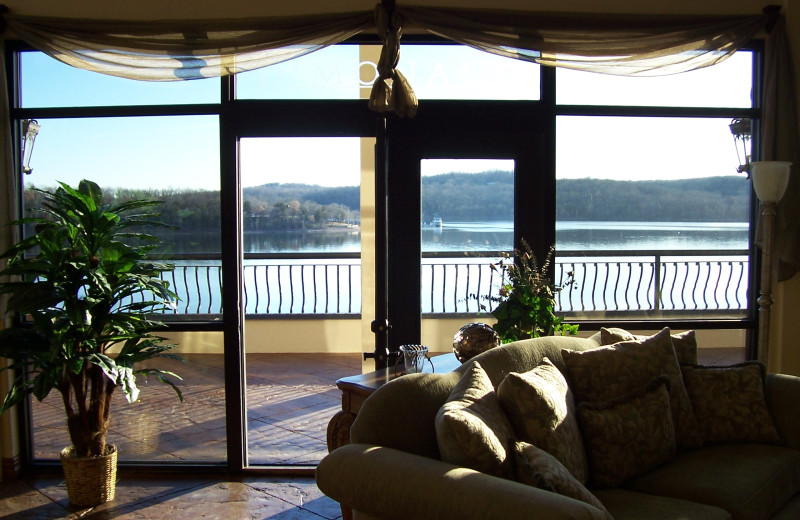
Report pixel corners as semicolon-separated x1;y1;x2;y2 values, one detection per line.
153;250;749;318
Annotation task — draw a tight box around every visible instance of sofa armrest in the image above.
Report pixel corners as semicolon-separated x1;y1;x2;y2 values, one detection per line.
765;373;800;450
316;444;608;520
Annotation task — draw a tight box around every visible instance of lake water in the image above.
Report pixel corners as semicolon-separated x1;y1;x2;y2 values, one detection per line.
158;221;750;316
160;220;749;254
424;221;748;252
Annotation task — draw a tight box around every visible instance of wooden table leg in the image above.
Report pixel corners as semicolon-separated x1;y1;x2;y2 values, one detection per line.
327;411;356;519
326;410;356;452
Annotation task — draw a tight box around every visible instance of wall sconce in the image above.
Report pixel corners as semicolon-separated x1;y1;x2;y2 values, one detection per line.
21;119;40;175
750;161;792;365
729;118;751;175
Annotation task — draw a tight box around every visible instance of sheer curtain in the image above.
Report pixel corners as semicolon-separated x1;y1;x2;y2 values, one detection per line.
398;6;769;75
2;10;373;80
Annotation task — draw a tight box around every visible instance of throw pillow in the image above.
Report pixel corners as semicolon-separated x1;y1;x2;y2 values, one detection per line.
682;362;781;445
563;327;703;451
577;376;676;488
513;441;613;520
435;361;515;479
497;357;589;484
600;327;698;365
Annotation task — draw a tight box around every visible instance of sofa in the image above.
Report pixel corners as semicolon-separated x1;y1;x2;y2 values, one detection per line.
316;328;800;520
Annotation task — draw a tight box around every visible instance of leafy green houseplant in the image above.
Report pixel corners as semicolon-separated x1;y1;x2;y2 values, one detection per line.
487;241;578;343
0;180;181;501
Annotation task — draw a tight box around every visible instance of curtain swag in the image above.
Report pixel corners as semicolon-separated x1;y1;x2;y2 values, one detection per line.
0;5;777;107
0;4;798;281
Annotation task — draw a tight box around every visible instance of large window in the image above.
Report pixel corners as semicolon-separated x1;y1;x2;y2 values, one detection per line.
554;52;756;320
8;42;759;470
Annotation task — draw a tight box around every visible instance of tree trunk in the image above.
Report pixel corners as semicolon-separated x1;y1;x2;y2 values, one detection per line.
62;364;113;457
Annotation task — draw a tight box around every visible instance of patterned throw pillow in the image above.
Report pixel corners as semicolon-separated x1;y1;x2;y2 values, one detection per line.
682;362;781;445
435;361;515;479
600;327;698;366
577;376;676;488
563;327;702;451
497;357;589;484
513;441;613;520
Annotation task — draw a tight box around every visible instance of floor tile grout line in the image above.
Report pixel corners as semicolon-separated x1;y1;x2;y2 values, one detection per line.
241;481;338;520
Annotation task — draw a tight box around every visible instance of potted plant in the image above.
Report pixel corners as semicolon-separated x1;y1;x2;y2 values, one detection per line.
487;241;579;343
0;180;182;507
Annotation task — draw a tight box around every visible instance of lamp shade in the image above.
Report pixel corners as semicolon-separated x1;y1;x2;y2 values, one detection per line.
750;161;792;203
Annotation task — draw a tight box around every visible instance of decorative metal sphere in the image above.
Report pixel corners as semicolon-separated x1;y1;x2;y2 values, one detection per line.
453;322;500;363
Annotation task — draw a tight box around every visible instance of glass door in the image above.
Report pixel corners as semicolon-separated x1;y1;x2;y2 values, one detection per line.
420;159;515;345
239;137;370;466
383;102;552;359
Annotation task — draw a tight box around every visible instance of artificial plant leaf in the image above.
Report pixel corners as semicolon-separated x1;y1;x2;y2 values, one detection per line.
0;383;29;414
136;368;183;402
32;368;59;402
78;179;103;208
117;366;140;403
90;353;119;382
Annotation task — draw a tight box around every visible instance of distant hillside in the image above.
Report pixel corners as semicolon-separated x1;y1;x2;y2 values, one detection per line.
556;176;749;222
244;183;359;210
23;174;746;236
243;172;750;223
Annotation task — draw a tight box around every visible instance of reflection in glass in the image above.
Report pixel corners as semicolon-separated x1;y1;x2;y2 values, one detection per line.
237;44;540;101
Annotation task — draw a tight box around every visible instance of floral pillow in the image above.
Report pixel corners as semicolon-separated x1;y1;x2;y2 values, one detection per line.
513;441;613;520
435;361;516;479
600;327;698;366
497;357;588;484
682;362;780;445
577;376;676;488
563;327;702;451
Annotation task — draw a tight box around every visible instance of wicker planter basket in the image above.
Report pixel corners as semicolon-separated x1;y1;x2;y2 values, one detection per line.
60;444;118;507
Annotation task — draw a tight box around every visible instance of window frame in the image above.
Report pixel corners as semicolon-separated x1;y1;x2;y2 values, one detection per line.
5;38;763;473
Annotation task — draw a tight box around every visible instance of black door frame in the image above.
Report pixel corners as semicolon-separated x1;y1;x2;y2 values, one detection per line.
380;99;555;362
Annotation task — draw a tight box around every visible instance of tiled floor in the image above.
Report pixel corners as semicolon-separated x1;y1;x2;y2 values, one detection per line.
30;353;363;465
0;474;341;520
4;347;745;519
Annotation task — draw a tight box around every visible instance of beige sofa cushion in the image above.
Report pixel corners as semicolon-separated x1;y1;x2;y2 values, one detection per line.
600;327;698;365
625;444;800;520
682;362;780;445
513;442;612;520
497;357;588;484
593;489;732;520
577;376;676;488
563;327;703;451
435;361;515;479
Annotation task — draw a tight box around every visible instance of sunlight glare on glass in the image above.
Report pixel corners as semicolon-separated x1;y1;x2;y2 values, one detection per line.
240;137;362;187
236;45;360;99
421;158;515;177
556;51;753;108
556;117;742;181
400;46;540;100
236;44;540;101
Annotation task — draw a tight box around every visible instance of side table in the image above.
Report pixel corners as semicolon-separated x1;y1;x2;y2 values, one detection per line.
326;352;460;452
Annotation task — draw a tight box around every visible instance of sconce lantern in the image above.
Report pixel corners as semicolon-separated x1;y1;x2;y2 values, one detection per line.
751;161;791;203
21;119;40;175
729;117;752;175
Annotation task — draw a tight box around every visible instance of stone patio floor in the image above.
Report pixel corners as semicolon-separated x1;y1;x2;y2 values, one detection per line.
29;353;363;466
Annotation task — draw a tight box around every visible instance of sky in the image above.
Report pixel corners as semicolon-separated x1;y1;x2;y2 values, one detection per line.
19;46;753;191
